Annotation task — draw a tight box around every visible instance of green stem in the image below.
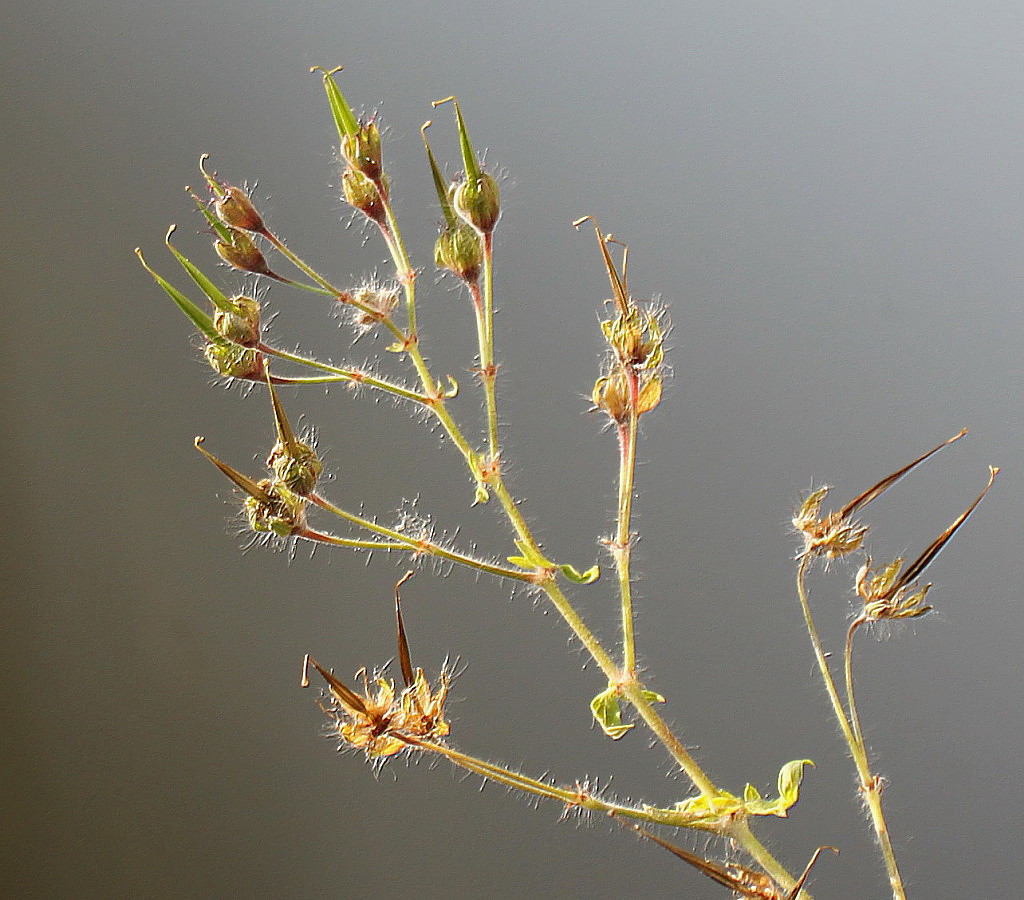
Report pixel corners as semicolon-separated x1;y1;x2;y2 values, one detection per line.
370;183;491;494
728;818;815;900
258;229;340;295
468;278;498;459
613;409;639;675
845;618;907;900
479;234;499;458
297;531;407;552
347;156;796;892
844;618;867;753
795;559;857;748
307;494;532;583
259;344;431;405
405;737;715;827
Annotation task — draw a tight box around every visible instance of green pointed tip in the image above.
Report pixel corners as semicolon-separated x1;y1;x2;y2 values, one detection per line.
421;120;457;227
264;367;298;451
193;436;273;502
433;96;480;182
164;225;234;314
311;65;359;141
136;246;221;343
198;154;225;198
187;187;232;243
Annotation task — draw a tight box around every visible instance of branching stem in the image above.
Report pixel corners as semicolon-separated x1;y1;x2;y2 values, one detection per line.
845;617;906;900
797;559;905;900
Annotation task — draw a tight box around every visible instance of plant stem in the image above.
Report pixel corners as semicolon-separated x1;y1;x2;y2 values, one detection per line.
728;818;815;900
795;558;857;747
797;559;905;900
260;344;432;404
360;167;798;894
845;618;907;900
613;409;639;675
479;234;499;458
307;494;533;583
296;531;407;552
405;736;713;827
258;229;340;295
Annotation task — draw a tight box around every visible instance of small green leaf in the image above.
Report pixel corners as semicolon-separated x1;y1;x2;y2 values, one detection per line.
441;374;460;398
590;686;633;740
673;788;741;821
557;563;601;584
743;758;815;818
472;483;489;506
777;759;814;813
639;689;665;704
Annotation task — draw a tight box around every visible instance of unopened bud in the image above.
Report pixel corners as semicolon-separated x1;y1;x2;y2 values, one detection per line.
214;186;265;232
453;174;500;235
213;295;261;347
434;222;483;282
215;229;273;276
204;342;264;380
342;168;387;224
341;122;382;181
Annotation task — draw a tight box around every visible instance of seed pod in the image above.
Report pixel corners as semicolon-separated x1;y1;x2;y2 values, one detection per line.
213;295;261;347
434;222;483;282
204;342;264;380
453;173;500;235
244;479;307;537
214;185;265;232
341;122;382;181
215;229;273;276
342;168;387;224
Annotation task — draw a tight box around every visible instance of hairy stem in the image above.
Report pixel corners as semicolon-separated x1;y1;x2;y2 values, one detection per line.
308;494;533;582
845;618;906;900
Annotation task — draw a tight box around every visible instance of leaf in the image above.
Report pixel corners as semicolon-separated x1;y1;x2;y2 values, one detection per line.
590;686;633;740
557;562;601;584
673;788;741;821
441;374;460;398
776;759;814;814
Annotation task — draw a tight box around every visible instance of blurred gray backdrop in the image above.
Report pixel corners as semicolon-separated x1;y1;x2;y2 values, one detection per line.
5;1;1023;897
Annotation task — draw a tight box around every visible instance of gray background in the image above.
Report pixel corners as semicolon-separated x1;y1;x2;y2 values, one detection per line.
5;1;1023;897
